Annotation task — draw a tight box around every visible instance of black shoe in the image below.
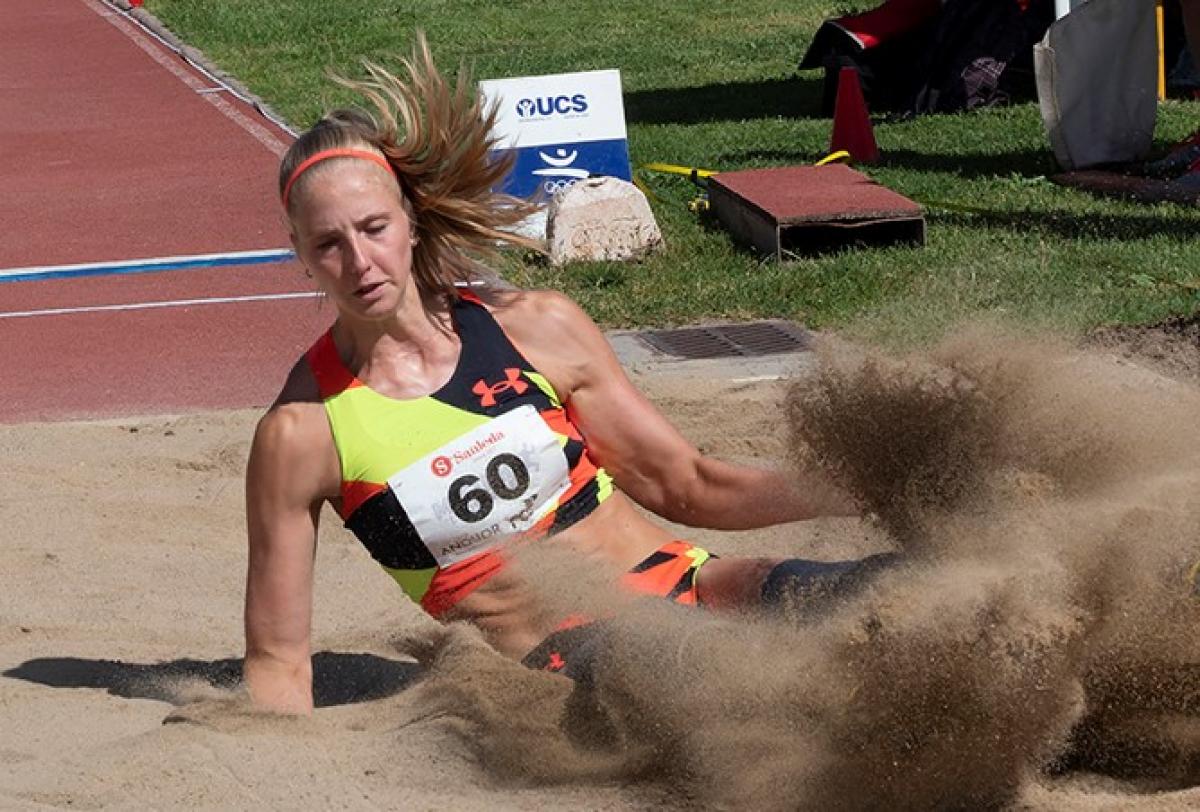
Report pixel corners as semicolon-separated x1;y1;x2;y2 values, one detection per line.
761;552;900;616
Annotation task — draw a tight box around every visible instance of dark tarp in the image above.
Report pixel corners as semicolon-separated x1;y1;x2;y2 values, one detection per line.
801;0;1055;117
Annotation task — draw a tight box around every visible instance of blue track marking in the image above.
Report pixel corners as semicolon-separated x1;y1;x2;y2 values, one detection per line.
0;249;296;284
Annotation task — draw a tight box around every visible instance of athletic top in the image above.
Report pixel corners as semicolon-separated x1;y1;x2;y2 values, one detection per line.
307;291;614;617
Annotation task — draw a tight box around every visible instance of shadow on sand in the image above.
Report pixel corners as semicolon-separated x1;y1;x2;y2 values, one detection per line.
4;651;421;708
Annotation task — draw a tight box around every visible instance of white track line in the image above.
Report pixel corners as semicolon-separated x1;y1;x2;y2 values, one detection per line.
0;291;321;320
83;0;291;156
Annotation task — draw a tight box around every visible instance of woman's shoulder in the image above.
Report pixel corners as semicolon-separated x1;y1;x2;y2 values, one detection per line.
248;354;341;501
471;285;592;337
467;284;610;398
254;356;330;456
244;352;338;510
271;352;324;409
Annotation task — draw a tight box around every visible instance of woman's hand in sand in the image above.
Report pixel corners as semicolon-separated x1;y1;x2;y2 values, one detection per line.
242;653;315;716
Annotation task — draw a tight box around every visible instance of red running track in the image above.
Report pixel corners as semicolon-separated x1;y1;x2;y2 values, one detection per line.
1;0;331;423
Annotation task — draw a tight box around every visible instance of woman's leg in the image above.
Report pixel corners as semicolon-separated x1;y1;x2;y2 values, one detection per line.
696;553;899;613
693;557;779;610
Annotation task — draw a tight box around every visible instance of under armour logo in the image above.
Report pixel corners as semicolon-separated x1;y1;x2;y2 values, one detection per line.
472;368;528;407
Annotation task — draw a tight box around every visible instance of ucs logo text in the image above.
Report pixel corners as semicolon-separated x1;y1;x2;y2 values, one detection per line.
516;94;589;118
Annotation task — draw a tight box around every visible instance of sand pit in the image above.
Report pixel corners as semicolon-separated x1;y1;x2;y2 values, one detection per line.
3;326;1200;809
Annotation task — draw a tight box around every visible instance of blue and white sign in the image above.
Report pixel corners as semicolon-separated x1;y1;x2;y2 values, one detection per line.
479;69;632;199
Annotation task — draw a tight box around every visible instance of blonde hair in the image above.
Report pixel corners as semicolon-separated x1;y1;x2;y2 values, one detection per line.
279;35;540;301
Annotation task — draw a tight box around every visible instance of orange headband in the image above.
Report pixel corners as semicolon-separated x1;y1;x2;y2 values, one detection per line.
281;148;396;208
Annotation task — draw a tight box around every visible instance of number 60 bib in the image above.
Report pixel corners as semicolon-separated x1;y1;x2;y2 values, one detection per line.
387;405;571;567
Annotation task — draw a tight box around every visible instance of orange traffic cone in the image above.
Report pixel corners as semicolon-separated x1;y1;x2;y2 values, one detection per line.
829;66;879;164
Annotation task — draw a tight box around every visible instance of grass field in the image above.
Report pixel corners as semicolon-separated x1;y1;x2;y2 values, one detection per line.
145;0;1200;344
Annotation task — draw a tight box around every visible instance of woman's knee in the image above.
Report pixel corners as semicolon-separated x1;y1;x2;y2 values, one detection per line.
695;556;780;610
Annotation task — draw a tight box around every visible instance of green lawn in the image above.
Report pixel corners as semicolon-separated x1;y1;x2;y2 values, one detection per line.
145;0;1200;345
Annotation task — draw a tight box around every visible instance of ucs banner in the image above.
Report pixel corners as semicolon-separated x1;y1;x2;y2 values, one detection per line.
479;69;632;200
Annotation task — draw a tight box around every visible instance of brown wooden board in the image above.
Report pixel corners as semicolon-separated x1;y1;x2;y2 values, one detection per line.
708;164;925;260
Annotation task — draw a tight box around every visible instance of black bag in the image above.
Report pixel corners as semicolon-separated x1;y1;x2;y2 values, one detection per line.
910;0;1055;114
804;0;1054;117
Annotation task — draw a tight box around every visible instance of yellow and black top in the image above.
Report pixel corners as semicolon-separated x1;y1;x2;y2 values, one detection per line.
307;290;613;617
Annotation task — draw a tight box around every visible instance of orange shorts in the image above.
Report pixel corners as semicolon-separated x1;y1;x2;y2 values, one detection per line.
522;541;715;676
620;539;714;605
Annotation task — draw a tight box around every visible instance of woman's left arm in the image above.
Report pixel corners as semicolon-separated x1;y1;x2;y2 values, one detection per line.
501;291;857;530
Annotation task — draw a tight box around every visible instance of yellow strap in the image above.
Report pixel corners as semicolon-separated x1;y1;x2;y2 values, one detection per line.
632;172;660;201
815;150;852;166
646;149;851;182
641;162;715;182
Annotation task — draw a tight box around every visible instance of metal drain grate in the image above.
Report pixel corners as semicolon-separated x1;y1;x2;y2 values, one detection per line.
637;321;811;360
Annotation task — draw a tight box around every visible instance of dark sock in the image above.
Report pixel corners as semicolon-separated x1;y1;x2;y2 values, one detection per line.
760;552;900;614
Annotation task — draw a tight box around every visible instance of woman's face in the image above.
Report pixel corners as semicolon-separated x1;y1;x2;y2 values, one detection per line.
288;159;417;321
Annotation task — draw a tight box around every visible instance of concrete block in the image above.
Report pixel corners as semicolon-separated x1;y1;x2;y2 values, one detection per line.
546;177;663;265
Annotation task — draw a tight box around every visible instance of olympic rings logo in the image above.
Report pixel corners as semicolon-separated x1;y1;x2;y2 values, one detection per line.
542;178;578;196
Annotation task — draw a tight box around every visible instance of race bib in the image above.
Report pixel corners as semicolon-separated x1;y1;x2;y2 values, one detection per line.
387;405;570;567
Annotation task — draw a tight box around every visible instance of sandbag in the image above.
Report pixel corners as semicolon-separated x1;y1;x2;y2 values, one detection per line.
1034;0;1158;170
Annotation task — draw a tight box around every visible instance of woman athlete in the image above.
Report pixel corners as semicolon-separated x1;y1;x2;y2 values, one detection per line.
244;39;894;714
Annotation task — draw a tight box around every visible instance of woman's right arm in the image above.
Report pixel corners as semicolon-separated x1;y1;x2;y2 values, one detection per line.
243;402;332;715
